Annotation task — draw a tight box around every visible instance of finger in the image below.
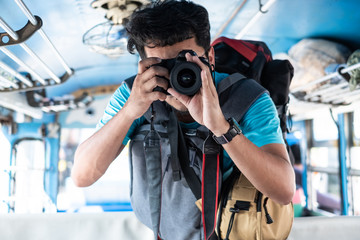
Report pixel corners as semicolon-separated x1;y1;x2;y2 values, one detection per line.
185;53;217;97
138;57;162;74
200;69;213;100
167;88;191;106
149;91;167;102
141;65;170;82
143;76;169;93
197;63;217;101
205;69;217;98
185;53;209;72
134;65;170;90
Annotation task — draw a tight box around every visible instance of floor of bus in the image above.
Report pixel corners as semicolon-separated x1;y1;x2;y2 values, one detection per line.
0;211;359;240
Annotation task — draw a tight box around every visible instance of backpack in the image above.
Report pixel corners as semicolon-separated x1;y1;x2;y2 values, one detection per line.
211;37;295;239
211;36;294;136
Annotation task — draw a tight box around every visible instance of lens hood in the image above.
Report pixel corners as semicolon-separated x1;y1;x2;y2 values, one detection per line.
170;61;202;96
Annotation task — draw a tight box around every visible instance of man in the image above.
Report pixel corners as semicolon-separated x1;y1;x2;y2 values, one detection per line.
72;0;295;239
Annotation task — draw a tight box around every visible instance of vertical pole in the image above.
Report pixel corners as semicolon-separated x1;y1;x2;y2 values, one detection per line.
44;137;59;206
338;113;349;215
299;120;309;209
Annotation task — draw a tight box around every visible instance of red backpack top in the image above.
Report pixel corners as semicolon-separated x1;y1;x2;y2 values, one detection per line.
212;36;294;134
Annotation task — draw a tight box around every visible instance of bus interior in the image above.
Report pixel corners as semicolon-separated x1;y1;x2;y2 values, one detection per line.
0;0;360;239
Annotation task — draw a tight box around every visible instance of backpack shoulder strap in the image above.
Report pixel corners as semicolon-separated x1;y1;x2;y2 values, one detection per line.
217;72;247;95
123;74;136;90
218;73;268;122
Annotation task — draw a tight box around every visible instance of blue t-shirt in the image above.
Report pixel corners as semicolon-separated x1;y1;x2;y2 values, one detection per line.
97;72;284;179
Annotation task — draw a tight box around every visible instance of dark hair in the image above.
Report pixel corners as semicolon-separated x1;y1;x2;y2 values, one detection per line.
126;0;211;59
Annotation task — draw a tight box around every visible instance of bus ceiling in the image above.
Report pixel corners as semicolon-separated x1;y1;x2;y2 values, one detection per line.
0;0;360;123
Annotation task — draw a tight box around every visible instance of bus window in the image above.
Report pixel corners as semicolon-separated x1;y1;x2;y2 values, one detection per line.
349;110;360;215
310;172;341;214
0;129;11;213
312;111;339;141
310;147;339;169
307;111;342;215
354;110;360;139
350;176;360;215
8;138;54;213
57;128;131;212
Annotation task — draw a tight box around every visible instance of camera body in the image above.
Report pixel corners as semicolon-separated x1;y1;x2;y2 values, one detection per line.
154;50;210;96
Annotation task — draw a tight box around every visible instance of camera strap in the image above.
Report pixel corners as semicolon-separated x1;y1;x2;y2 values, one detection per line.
202;134;222;240
167;108;182;181
167;105;202;198
144;103;162;240
167;105;222;240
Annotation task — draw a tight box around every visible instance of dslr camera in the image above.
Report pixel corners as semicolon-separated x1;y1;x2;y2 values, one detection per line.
153;50;211;96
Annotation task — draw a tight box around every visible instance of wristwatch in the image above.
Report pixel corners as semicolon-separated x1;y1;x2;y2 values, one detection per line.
212;117;242;144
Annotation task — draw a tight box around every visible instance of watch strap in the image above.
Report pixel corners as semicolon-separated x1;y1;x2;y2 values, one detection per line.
212;118;242;144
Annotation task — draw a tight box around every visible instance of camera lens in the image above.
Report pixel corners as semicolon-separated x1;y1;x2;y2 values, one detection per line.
177;69;196;88
170;61;202;96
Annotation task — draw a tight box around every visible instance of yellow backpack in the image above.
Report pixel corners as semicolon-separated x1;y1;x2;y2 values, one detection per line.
216;169;294;240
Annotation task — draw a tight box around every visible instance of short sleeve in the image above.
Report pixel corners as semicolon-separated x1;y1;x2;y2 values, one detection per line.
96;82;145;145
239;93;284;147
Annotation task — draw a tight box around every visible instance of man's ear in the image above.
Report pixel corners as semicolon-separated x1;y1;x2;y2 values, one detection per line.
208;46;215;66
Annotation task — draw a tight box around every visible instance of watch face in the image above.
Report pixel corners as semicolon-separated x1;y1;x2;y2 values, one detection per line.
233;122;242;133
229;117;242;134
213;117;242;144
229;127;238;137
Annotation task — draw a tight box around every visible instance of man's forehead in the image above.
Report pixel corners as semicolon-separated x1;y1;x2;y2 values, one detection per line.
144;38;205;59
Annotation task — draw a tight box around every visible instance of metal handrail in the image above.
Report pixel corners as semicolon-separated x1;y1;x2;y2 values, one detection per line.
291;62;360;93
0;17;19;41
0;47;47;85
304;82;348;100
0;17;61;83
213;0;247;40
0;0;74;91
235;0;277;39
20;43;62;83
14;0;73;75
332;90;360;105
323;87;360;103
0;61;33;87
0;75;19;89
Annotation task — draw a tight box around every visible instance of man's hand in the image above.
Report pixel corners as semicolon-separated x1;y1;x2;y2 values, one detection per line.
123;57;169;120
167;53;229;136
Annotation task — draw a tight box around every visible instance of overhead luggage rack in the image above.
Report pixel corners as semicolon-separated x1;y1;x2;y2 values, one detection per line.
0;0;74;93
291;62;360;106
25;90;94;113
